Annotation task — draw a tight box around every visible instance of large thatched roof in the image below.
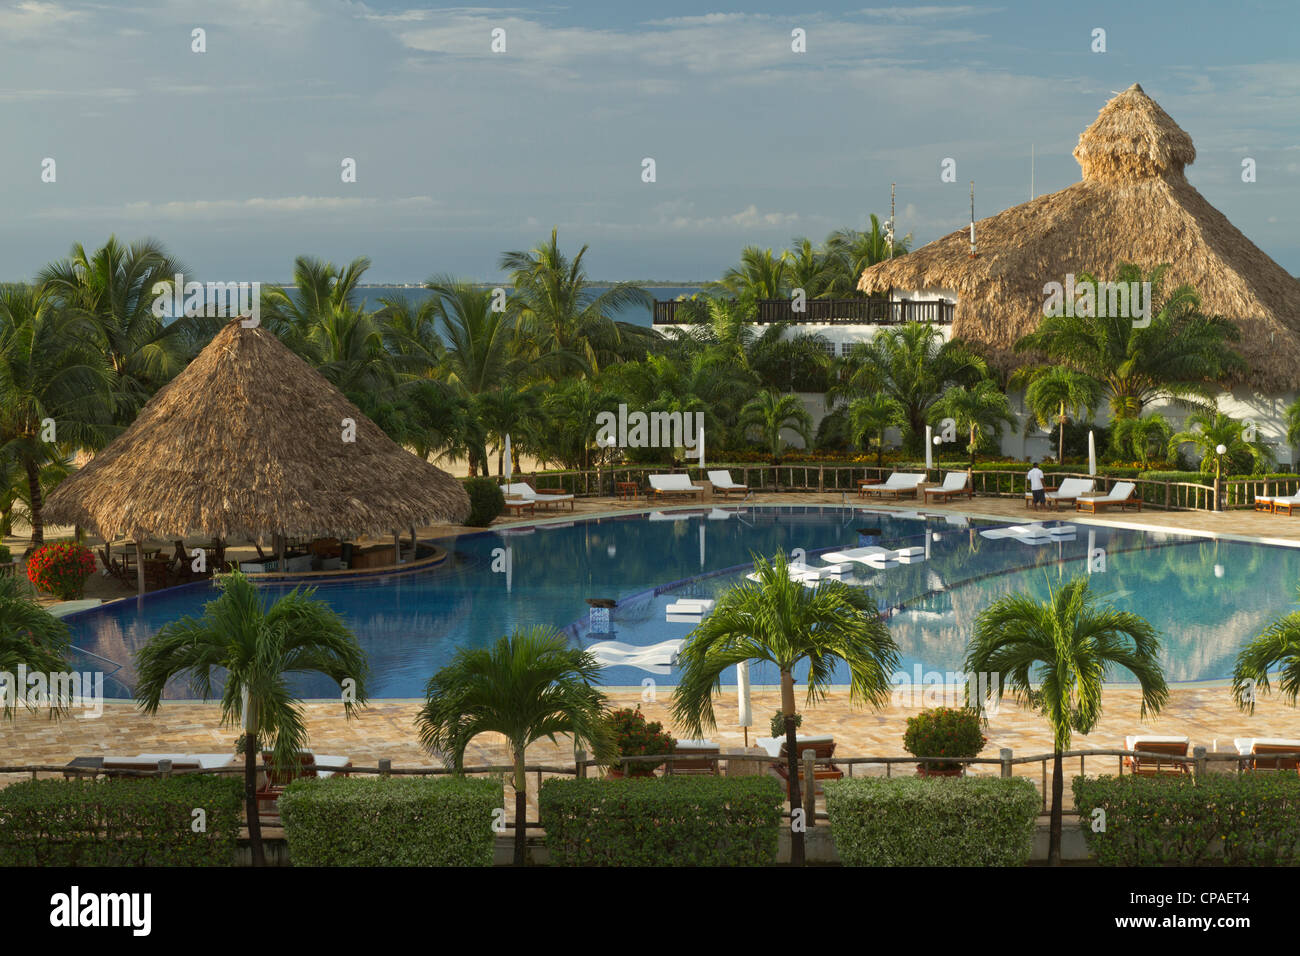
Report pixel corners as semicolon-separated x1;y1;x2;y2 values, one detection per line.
859;83;1300;390
46;320;470;541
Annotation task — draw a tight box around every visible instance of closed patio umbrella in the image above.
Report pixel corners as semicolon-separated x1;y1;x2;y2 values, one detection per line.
503;434;513;482
1088;430;1097;476
737;660;752;747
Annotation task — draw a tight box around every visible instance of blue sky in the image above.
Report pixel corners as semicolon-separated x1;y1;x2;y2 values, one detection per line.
2;0;1298;282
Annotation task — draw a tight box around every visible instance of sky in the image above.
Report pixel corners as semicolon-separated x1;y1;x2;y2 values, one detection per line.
2;0;1298;283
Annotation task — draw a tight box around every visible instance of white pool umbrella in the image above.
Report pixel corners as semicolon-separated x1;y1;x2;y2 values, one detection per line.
697;424;705;469
503;433;513;482
737;660;752;747
1088;430;1096;476
699;524;706;568
925;425;933;470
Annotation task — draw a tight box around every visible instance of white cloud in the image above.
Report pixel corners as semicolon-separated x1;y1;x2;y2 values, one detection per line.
32;195;440;221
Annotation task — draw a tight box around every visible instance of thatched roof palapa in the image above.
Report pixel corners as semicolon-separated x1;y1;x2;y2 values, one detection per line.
46;320;470;541
858;83;1300;390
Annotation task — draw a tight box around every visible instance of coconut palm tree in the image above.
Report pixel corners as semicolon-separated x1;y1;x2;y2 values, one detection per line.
831;323;986;452
476;384;545;476
1110;413;1173;468
786;237;835;300
966;575;1167;865
929;378;1018;467
1018;366;1102;463
1014;263;1244;420
747;326;833;392
823;217;911;296
415;625;614;866
0;574;72;719
671;552;899;866
135;572;370;867
0;285;112;551
739;390;814;465
1231;591;1300;713
542;379;624;471
848;394;904;467
37;236;202;424
261;255;372;345
1168;406;1273;478
713;246;790;315
501;228;654;375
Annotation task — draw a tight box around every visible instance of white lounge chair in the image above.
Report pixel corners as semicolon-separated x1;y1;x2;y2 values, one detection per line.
923;472;971;503
500;481;575;511
1025;477;1095;509
665;598;715;623
649;474;705;499
707;470;748;498
134;753;238;770
587;638;684;674
755;734;834;759
822;546;891;566
1233;738;1300;770
858;472;925;500
1076;481;1141;513
1124;735;1190;776
1259;494;1300;516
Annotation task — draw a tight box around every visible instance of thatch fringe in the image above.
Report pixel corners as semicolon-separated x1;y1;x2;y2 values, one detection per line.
45;320;470;540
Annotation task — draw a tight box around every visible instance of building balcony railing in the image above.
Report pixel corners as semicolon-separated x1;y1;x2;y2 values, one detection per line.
652;297;955;326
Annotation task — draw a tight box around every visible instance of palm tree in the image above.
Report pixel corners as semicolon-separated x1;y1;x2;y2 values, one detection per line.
785;238;835;300
37;236;202;424
416;626;614;866
671;552;899;866
1014;264;1244;420
0;285;112;550
1231;590;1300;713
0;574;72;719
261;255;372;345
823;217;912;296
1018;366;1102;463
1110;413;1173;468
1283;398;1300;465
476;384;545;475
500;228;654;375
135;572;370;867
542;379;624;471
713;246;790;315
427;277;529;395
929;378;1018;467
966;575;1167;865
848;394;904;466
739;390;814;465
1168;406;1273;479
831;323;986;451
747;326;832;392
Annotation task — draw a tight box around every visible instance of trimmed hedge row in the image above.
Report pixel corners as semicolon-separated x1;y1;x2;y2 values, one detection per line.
1073;773;1300;866
0;776;243;866
824;777;1039;866
539;776;782;866
279;776;501;866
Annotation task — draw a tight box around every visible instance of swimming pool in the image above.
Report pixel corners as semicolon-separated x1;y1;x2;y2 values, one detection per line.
64;505;1300;698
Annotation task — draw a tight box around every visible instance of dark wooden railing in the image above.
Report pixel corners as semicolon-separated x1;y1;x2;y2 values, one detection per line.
652;298;955;326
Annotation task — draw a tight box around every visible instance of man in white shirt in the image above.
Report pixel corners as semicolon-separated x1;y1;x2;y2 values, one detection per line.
1027;462;1046;510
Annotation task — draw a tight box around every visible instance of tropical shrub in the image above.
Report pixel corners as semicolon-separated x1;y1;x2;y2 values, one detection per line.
902;707;987;772
540;776;782;866
769;709;801;737
0;544;10;564
0;776;242;866
824;777;1039;866
1072;773;1300;866
25;540;96;599
606;706;675;775
462;476;505;527
279;776;501;867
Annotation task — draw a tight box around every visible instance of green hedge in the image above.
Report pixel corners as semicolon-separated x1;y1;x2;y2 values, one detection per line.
539;776;782;866
1073;773;1300;866
462;477;506;527
824;777;1039;866
0;775;242;866
279;776;501;866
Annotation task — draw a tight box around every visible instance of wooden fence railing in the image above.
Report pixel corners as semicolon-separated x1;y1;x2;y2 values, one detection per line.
8;746;1293;828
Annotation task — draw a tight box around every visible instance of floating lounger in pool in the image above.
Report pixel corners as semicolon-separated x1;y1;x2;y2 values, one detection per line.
822;546;890;565
665;598;716;623
587;639;685;674
1048;526;1075;537
893;546;925;558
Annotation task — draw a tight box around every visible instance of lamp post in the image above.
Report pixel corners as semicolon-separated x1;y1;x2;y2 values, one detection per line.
1215;443;1227;511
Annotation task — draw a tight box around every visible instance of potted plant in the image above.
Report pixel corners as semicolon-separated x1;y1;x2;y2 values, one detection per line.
769;709;801;738
903;707;986;777
605;706;675;778
26;540;97;600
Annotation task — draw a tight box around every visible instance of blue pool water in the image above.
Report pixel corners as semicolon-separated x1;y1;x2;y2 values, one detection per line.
64;506;1300;699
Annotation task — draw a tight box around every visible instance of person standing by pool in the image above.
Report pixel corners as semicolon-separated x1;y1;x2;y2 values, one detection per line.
1027;461;1046;510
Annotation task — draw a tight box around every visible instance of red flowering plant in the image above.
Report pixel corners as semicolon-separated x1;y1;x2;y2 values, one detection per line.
903;707;987;774
605;706;676;777
26;541;97;600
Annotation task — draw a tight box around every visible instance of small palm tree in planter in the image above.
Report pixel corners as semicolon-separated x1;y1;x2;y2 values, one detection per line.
416;625;615;866
903;707;986;777
605;706;676;777
135;571;370;867
965;575;1167;866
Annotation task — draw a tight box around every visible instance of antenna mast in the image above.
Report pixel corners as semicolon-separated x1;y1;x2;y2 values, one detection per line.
969;181;977;258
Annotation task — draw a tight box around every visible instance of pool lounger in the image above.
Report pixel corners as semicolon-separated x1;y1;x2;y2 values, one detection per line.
587;638;685;674
666;598;716;623
822;546;891;565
